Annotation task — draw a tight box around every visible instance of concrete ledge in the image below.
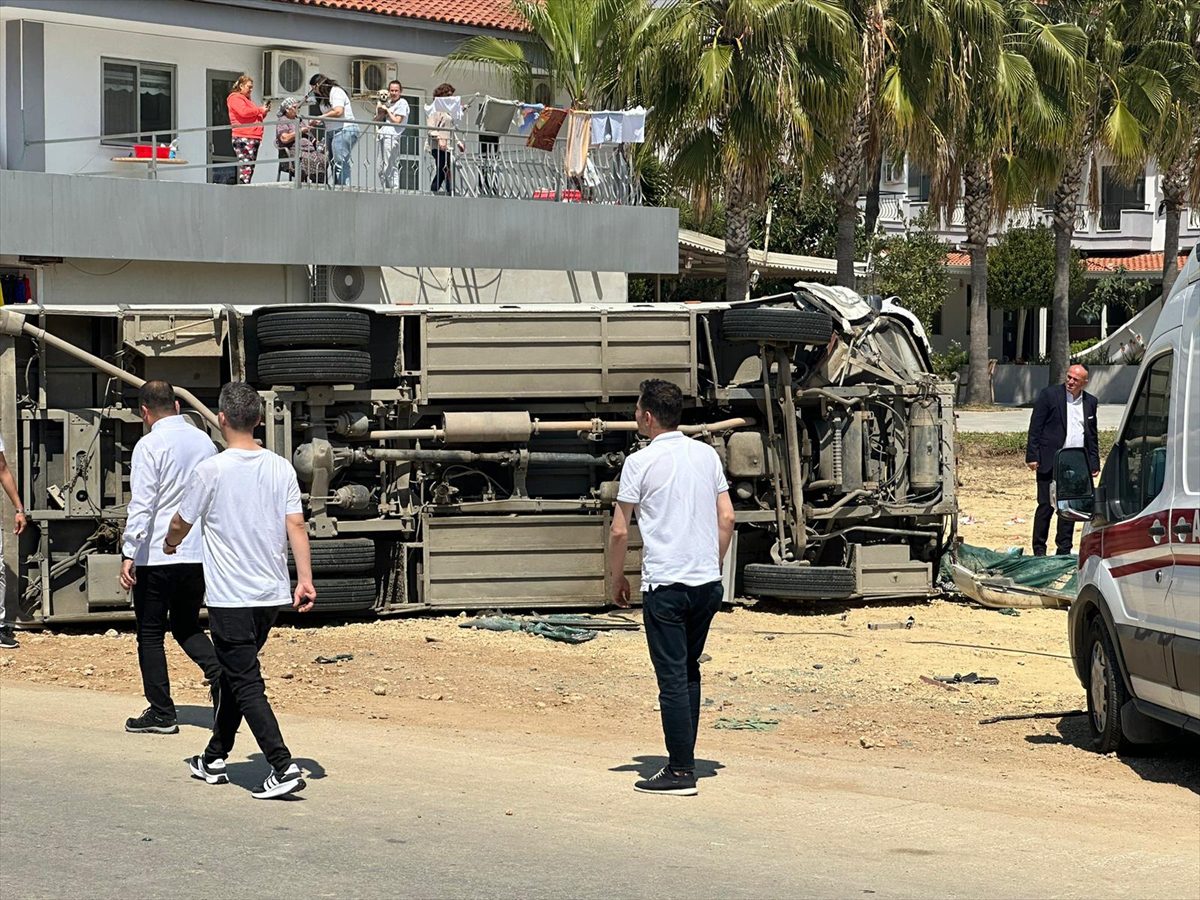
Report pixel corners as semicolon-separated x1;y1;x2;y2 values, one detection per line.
0;170;679;273
968;364;1139;405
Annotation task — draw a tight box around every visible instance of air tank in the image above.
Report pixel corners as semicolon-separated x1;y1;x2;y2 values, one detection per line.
907;398;940;490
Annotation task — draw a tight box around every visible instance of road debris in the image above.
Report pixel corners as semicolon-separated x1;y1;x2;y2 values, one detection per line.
935;672;999;686
978;710;1086;725
314;653;354;664
713;716;780;731
995;608;1021;617
460;615;596;644
867;616;915;631
920;675;959;692
528;614;640;632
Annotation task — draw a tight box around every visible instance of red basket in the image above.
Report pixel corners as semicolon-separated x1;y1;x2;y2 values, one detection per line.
132;144;171;159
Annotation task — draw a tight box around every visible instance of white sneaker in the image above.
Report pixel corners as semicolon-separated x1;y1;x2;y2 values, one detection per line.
187;755;229;785
252;763;305;799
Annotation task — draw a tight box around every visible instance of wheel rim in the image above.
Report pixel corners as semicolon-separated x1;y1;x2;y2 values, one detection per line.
1090;641;1109;733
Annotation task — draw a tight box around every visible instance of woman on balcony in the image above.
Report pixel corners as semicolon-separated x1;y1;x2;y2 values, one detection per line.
275;97;327;184
226;74;270;185
309;73;359;187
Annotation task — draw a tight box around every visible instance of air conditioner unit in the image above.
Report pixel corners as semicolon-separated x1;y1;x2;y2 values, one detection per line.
311;265;382;304
351;59;398;96
262;50;320;99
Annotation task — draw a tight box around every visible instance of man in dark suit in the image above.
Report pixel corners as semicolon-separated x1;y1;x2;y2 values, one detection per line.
1025;364;1101;555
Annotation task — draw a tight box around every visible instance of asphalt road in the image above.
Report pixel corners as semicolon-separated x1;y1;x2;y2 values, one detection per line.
1;684;1197;899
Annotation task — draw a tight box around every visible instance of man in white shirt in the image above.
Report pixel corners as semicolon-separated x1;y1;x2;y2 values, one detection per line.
375;80;409;189
164;382;316;799
1025;364;1100;555
608;379;736;796
119;381;221;732
0;431;28;650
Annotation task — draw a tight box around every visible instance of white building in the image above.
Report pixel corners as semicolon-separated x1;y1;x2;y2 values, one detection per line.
864;156;1199;359
1;0;678;306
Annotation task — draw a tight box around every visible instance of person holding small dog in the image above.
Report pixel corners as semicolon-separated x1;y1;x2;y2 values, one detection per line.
375;80;409;190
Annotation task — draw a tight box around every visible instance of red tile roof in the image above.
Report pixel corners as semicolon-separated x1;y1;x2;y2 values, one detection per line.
1083;252;1189;273
944;250;1189;275
272;0;530;33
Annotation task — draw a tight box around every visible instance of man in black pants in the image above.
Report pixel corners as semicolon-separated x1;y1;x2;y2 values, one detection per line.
165;382;316;799
608;380;736;796
119;381;221;734
1025;364;1100;555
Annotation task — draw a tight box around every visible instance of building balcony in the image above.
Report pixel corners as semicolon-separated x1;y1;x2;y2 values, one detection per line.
0;120;677;279
862;192;1167;253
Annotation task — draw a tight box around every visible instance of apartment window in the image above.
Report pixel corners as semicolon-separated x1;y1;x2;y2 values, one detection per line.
102;59;176;144
1099;166;1145;231
907;161;931;202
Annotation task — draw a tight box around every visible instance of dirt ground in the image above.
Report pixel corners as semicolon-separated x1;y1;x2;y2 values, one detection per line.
2;456;1196;791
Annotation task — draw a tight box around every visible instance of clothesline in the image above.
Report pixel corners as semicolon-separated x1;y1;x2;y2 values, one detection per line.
423;93;650;146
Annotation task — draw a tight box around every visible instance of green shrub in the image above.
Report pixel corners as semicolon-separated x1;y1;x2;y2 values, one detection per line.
931;340;968;378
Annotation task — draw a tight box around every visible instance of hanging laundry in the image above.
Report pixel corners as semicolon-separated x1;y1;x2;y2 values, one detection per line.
621;106;647;143
589;112;612;145
424;95;464;122
516;103;544;135
476;96;520;135
564;110;592;177
526;107;567;151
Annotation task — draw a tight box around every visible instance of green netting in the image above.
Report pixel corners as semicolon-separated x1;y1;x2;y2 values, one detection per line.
942;543;1079;594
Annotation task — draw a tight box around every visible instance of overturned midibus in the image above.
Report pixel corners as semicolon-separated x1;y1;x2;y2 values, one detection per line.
0;284;956;623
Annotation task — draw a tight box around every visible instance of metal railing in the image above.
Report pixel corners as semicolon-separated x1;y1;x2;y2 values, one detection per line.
24;116;642;205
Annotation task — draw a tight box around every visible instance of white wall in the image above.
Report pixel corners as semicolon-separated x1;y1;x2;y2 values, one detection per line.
383;267;627;305
36;19;509;184
40;258;292;304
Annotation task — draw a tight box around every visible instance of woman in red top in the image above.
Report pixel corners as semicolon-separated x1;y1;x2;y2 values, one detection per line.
226;74;271;185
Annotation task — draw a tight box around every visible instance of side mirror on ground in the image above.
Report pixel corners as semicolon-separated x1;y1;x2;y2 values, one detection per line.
1055;447;1094;522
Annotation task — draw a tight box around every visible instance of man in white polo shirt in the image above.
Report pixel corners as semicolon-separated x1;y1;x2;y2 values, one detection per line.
608;379;736;796
0;431;28;649
163;382;316;800
119;381;222;734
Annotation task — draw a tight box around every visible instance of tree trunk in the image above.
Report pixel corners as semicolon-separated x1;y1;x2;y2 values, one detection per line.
1050;145;1087;381
1015;307;1027;362
832;108;869;288
724;168;753;302
863;152;883;235
1161;156;1187;298
962;159;994;406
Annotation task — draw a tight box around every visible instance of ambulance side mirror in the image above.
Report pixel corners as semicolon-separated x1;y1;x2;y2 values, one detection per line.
1054;447;1094;522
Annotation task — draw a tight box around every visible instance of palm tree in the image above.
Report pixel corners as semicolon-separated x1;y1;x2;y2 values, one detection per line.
935;0;1087;405
441;0;656;110
830;0;954;287
648;0;859;302
1046;0;1176;379
1153;0;1200;297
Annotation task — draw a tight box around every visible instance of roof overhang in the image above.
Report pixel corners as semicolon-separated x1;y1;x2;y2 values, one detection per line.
677;228;856;280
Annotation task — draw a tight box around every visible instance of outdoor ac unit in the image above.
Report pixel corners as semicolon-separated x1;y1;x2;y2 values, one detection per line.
351;59;398;96
263;50;320;99
312;265;382;304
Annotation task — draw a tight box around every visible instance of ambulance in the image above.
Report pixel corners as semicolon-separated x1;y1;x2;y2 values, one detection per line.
1056;245;1200;751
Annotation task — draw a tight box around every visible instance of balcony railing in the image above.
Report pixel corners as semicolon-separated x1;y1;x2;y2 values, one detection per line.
23;118;642;206
858;193;1184;243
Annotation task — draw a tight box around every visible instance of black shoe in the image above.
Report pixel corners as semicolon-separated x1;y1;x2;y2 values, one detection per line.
252;763;306;800
634;766;698;796
0;630;18;650
125;708;179;734
187;755;229;785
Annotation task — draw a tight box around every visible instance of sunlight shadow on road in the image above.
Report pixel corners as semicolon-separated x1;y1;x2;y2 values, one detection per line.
610;755;724;779
176;704;214;730
1021;716;1200;795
